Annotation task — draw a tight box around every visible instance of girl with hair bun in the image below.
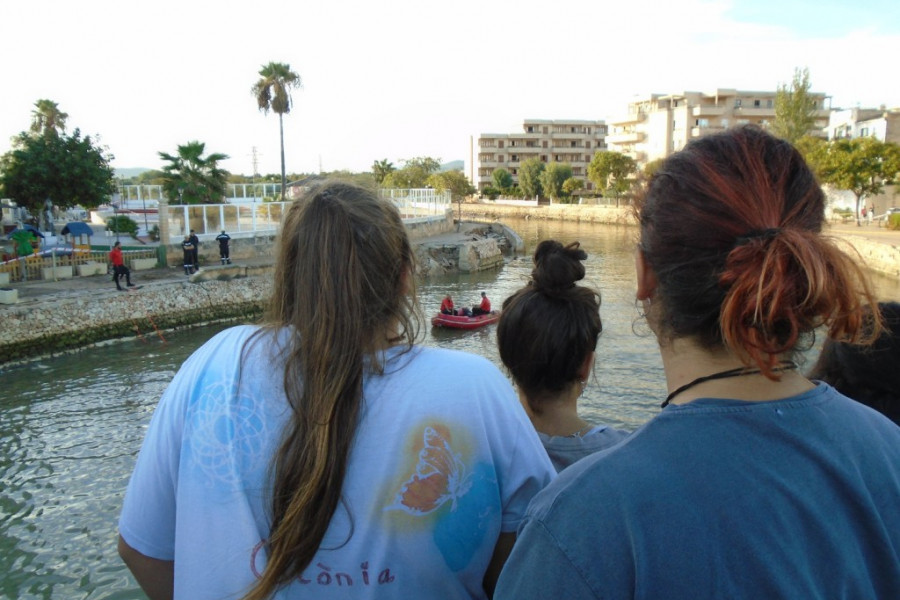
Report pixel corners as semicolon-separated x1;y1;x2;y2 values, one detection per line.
497;240;629;471
497;126;900;599
118;181;555;600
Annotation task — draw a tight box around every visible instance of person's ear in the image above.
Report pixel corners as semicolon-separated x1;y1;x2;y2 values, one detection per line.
635;249;657;301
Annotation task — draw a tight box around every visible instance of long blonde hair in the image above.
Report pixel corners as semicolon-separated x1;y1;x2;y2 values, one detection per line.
244;181;420;599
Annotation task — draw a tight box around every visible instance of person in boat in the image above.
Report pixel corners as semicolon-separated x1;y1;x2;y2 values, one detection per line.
118;180;555;600
497;240;629;472
807;300;900;426
471;291;492;315
440;293;456;315
496;125;900;599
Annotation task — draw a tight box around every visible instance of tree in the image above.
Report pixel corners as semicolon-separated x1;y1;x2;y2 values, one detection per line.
817;137;900;226
562;177;583;198
518;158;544;199
0;128;115;213
30;99;68;138
588;151;637;206
492;168;513;192
427;169;476;228
539;162;573;202
158;141;230;204
372;159;395;184
252;62;302;201
772;67;819;144
382;156;441;188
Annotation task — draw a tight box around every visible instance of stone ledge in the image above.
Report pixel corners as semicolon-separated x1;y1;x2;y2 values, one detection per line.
77;262;106;276
42;266;73;280
131;258;158;271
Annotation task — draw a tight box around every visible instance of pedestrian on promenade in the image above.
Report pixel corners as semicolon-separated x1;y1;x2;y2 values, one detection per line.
496;125;900;599
497;240;629;472
181;235;194;276
118;181;554;600
108;241;134;291
189;229;200;271
215;230;231;265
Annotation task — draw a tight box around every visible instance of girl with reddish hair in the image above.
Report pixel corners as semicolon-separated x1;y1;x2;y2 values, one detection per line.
496;126;900;599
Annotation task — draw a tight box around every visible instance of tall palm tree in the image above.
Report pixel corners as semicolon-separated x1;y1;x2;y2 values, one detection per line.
30;99;68;138
251;62;302;201
159;141;230;204
372;159;395;184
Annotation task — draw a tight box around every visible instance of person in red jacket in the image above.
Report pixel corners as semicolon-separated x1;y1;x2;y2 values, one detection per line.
109;241;135;290
440;294;456;315
471;291;492;315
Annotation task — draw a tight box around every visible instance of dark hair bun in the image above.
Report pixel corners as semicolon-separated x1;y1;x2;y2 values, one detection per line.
531;240;588;292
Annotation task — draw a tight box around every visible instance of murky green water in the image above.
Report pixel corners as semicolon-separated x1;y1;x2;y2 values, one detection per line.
1;219;897;599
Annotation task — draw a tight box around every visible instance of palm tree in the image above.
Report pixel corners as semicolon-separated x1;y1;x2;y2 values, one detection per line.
159;141;230;204
251;62;302;201
372;159;395;184
30;99;68;138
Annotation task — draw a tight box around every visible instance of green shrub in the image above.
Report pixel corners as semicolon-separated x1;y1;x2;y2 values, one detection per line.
888;213;900;231
481;186;500;200
106;215;138;237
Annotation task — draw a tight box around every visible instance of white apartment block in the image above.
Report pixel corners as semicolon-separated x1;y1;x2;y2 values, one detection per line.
475;119;608;192
607;89;831;167
828;107;900;144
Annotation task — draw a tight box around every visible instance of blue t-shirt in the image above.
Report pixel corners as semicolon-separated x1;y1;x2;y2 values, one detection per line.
119;325;555;599
496;383;900;599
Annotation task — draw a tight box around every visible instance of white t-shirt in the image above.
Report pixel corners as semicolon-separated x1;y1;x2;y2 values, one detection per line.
119;325;555;599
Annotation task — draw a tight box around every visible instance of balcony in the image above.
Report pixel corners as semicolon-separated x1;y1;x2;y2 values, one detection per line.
733;107;775;118
692;105;727;117
610;112;646;126
690;125;726;137
606;131;645;145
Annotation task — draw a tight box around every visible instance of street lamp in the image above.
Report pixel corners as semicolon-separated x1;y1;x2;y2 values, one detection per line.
111;191;121;244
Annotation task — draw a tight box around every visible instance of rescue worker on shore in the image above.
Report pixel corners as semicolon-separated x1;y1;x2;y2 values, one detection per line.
181;235;195;276
216;230;232;265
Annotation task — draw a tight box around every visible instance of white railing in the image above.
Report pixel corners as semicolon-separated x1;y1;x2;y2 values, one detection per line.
165;189;452;242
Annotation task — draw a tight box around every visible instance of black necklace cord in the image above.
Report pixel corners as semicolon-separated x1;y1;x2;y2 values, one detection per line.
661;360;799;408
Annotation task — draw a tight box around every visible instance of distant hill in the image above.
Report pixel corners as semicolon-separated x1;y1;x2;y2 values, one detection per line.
440;160;464;172
115;167;152;178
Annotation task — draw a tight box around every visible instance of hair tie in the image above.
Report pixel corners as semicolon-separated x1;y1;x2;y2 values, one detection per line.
735;228;780;247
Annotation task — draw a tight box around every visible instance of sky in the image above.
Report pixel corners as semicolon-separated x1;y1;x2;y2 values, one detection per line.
1;0;898;177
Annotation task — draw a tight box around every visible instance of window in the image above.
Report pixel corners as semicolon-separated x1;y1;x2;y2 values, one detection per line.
511;154;518;162
585;141;590;149
498;155;504;162
571;141;577;147
527;126;534;133
754;100;760;107
766;99;773;108
498;141;504;148
734;99;742;108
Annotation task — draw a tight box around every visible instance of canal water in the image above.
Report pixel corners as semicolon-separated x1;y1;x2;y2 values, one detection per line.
1;219;898;599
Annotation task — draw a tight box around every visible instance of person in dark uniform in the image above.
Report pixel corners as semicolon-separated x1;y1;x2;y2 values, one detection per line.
216;230;232;265
181;235;195;276
189;230;200;271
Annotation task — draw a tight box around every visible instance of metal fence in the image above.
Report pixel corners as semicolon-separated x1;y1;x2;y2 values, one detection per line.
166;189;452;241
0;248;157;283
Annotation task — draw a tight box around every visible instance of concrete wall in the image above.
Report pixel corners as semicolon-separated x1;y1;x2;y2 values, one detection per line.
460;203;636;225
160;211;455;267
840;235;900;278
0;277;271;364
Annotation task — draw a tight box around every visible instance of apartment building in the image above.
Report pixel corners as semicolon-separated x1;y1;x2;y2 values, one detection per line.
475;119;608;192
828;107;900;144
607;89;831;167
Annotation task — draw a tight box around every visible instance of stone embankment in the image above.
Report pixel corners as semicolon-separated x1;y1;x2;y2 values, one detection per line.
1;273;271;364
460;203;635;225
